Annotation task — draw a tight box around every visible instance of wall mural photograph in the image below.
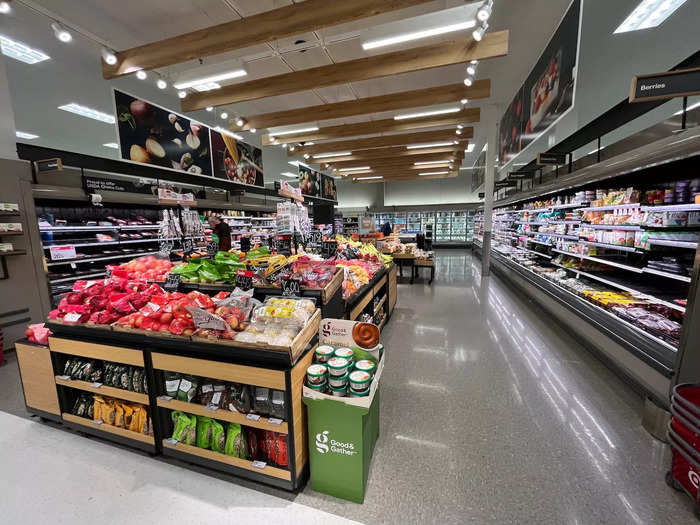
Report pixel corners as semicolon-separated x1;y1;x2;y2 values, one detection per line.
299;165;321;197
210;129;264;187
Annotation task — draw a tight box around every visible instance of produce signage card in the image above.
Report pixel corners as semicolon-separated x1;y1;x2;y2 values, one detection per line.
298;165;320;197
321;174;338;202
319;319;380;352
210;128;264;187
113;89;212;176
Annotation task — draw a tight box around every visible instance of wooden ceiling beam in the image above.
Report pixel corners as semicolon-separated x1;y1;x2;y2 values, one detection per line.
291;128;472;156
244;80;489;130
262;108;480;145
102;0;437;79
183;31;508;110
327;151;464;170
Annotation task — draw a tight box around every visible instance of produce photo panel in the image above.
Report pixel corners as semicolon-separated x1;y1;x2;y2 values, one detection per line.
113;89;213;176
210;129;264;187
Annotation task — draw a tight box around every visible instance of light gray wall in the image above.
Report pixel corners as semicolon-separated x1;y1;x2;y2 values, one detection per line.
0;54;17;159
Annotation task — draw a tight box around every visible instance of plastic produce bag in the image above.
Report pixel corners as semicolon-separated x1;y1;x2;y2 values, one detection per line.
253;387;271;416
165;372;181;398
211;419;226;453
229;384;251;414
225;423;248;459
196;417;214;449
176;375;199;402
171;411;196;443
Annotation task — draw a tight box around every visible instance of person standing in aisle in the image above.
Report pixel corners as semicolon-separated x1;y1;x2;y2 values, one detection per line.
381;221;393;236
208;215;232;251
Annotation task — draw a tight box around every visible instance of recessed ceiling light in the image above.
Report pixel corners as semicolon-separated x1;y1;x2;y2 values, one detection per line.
101;47;117;65
414;160;452;165
51;22;72;43
281;171;297;178
270;126;319;136
339;166;370;172
362;20;476;50
58;103;115;123
313;151;352;159
0;2;10;14
614;0;687;34
136;70;147;80
220;112;228;119
173;68;248;90
461;98;468;104
205;106;213;112
214;126;243;140
156;78;167;89
16;131;39;140
394;107;461;120
0;35;50;64
355;176;383;180
102;142;119;149
192;82;221;92
419;171;449;176
406;142;455;149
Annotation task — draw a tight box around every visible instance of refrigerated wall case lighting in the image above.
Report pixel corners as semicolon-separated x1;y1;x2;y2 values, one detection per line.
0;35;50;64
394;107;461;120
58;103;116;124
355;176;383;180
361;20;476;50
16;131;38;139
614;0;688;33
0;1;10;14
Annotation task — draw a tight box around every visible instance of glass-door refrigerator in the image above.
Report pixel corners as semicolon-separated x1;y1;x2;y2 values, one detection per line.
406;212;422;233
435;212;451;243
466;211;475;242
450;211;467;243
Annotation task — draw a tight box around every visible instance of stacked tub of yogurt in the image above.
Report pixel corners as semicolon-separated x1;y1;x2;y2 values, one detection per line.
305;345;377;397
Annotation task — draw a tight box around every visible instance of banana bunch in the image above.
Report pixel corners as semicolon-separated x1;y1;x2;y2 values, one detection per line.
264;254;289;277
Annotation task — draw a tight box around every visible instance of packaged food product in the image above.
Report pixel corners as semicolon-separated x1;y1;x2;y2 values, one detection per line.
354;359;377;376
171;411;196;444
229;383;252;414
327;357;350;377
225;422;248;459
315;345;335;363
196;417;214;449
349;389;370;397
176;375;199;402
102;400;116;425
253;387;272;416
114;403;125;427
348;370;372;392
329;384;347;397
306;364;327;385
211;419;226;453
328;372;349;389
270;390;286;419
305;381;327;393
334;347;354;363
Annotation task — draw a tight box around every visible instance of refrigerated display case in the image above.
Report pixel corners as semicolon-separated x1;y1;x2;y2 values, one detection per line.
435;212;452;243
406;212;422;233
450;211;468;243
421;212;435;232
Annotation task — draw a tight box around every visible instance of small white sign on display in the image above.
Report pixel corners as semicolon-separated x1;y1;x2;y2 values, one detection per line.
50;245;77;261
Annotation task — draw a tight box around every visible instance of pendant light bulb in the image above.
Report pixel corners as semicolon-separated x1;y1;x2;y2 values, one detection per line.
51;22;72;43
178;90;187;99
156;78;167;89
136;70;147;80
0;2;11;14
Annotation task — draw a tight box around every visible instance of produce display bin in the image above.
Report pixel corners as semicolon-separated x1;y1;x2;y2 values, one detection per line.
344;264;395;330
302;357;383;503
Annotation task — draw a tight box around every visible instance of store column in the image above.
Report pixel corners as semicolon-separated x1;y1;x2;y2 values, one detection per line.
673;256;700;386
0;53;17;158
481;105;498;276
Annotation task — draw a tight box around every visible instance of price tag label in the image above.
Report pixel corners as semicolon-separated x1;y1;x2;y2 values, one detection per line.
236;269;253;291
206;241;218;257
268;418;283;426
309;230;323;245
281;276;301;297
157;395;172;403
251;460;267;469
246;413;261;422
58;375;70;381
165;438;178;445
205;404;219;412
322;240;337;259
90;382;102;388
93;420;103;426
186;306;228;331
63;312;82;323
49;245;76;261
105;267;112;278
182;238;195;255
275;237;292;256
158;240;174;258
164;273;181;292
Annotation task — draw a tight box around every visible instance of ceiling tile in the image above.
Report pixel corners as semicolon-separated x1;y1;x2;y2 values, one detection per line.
279;46;332;72
312;84;357;104
226;0;293;17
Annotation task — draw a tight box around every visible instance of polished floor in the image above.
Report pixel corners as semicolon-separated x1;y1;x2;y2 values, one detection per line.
0;250;694;524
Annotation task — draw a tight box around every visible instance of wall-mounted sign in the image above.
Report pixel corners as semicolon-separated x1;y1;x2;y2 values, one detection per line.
478;192;485;199
508;170;533;179
210;128;264;187
536;152;566;166
83;175;154;194
298;165;321;198
35;158;63;173
629;67;700;103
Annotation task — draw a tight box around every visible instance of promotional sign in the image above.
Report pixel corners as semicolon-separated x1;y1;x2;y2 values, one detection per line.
322;240;337;259
281;276;302;297
321;174;338;201
83;175;154;194
210;128;264;187
186;306;228;331
113;90;213;176
629;67;700;103
498;0;581;165
35;158;63;173
235;269;253;291
536;152;567;166
49;245;76;261
299;165;321;197
164;273;181;292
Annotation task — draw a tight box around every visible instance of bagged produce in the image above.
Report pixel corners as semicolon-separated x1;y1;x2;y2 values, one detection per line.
211;419;226;453
114;403;125;427
171;411;196;443
196;417;214;449
253;387;271;416
102;400;116;425
225;423;248;459
93;396;105;422
229;384;251;414
176;375;199;402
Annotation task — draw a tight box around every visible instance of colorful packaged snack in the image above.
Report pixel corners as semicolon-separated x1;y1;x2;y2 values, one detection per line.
196;417;214;449
211;419;226;453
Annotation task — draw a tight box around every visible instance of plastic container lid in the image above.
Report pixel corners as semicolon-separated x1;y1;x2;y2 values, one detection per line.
354;359;376;374
349;370;372;389
334;347;354;360
327;357;350;371
307;364;327;378
316;345;335;357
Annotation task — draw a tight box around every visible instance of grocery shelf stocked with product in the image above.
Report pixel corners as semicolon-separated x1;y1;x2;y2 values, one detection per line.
370;210;473;244
475;171;700;390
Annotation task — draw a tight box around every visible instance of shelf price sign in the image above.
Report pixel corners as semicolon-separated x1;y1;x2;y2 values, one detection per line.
49;245;77;261
182;238;195;255
185;306;228;331
281;276;301;297
235;269;253;291
206;241;218;257
322;240;337;259
164;273;181;292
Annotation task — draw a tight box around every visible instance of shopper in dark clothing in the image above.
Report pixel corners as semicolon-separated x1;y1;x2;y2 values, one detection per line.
381;221;393;236
208;216;232;251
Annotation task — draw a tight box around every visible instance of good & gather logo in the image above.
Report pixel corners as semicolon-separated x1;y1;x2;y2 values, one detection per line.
315;430;357;456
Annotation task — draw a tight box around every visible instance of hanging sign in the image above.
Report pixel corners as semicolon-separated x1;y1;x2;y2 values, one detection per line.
35;158;63;173
536;153;566;166
630;67;700;103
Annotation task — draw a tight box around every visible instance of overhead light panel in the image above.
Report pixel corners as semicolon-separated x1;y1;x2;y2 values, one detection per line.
414;160;453;165
173;65;248;90
339;166;370;172
102;142;119;149
51;22;72;43
355;176;383;180
407;142;455;149
16;131;39;140
466;144;475;153
0;2;10;14
394;107;461;120
58;103;115;124
205;106;213;112
0;35;50;64
136;70;147;80
362;20;476;50
614;0;687;34
313;151;352;159
269;126;319;137
419;171;449;176
281;172;297;178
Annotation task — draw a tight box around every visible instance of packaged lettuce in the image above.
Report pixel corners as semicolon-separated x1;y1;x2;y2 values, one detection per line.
211;419;226;453
225;422;248;459
196;416;213;449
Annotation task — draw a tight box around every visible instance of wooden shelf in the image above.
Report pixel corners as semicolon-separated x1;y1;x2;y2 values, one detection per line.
55;376;149;404
157;398;288;433
350;289;374;320
0;231;24;236
162;439;291;481
62;412;155;445
0;250;27;256
49;337;145;366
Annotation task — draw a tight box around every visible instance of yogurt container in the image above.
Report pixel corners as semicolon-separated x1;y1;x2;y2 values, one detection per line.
306;364;327;385
315;345;335;363
306;380;327;393
327;357;350;377
348;370;372;392
328;371;349;388
349;389;369;397
329;384;347;397
334;347;354;363
354;359;377;376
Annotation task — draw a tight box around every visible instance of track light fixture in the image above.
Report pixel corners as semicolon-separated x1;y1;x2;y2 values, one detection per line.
473;21;488;42
205;106;213;112
250;128;256;133
477;1;493;22
460;98;468;105
220;112;228;119
101;47;117;65
236;117;245;127
51;22;72;43
463;77;473;87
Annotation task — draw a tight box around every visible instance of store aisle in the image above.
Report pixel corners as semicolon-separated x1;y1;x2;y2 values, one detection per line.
293;250;693;524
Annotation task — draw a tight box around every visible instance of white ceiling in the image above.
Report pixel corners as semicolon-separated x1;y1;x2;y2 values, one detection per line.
2;0;575;176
